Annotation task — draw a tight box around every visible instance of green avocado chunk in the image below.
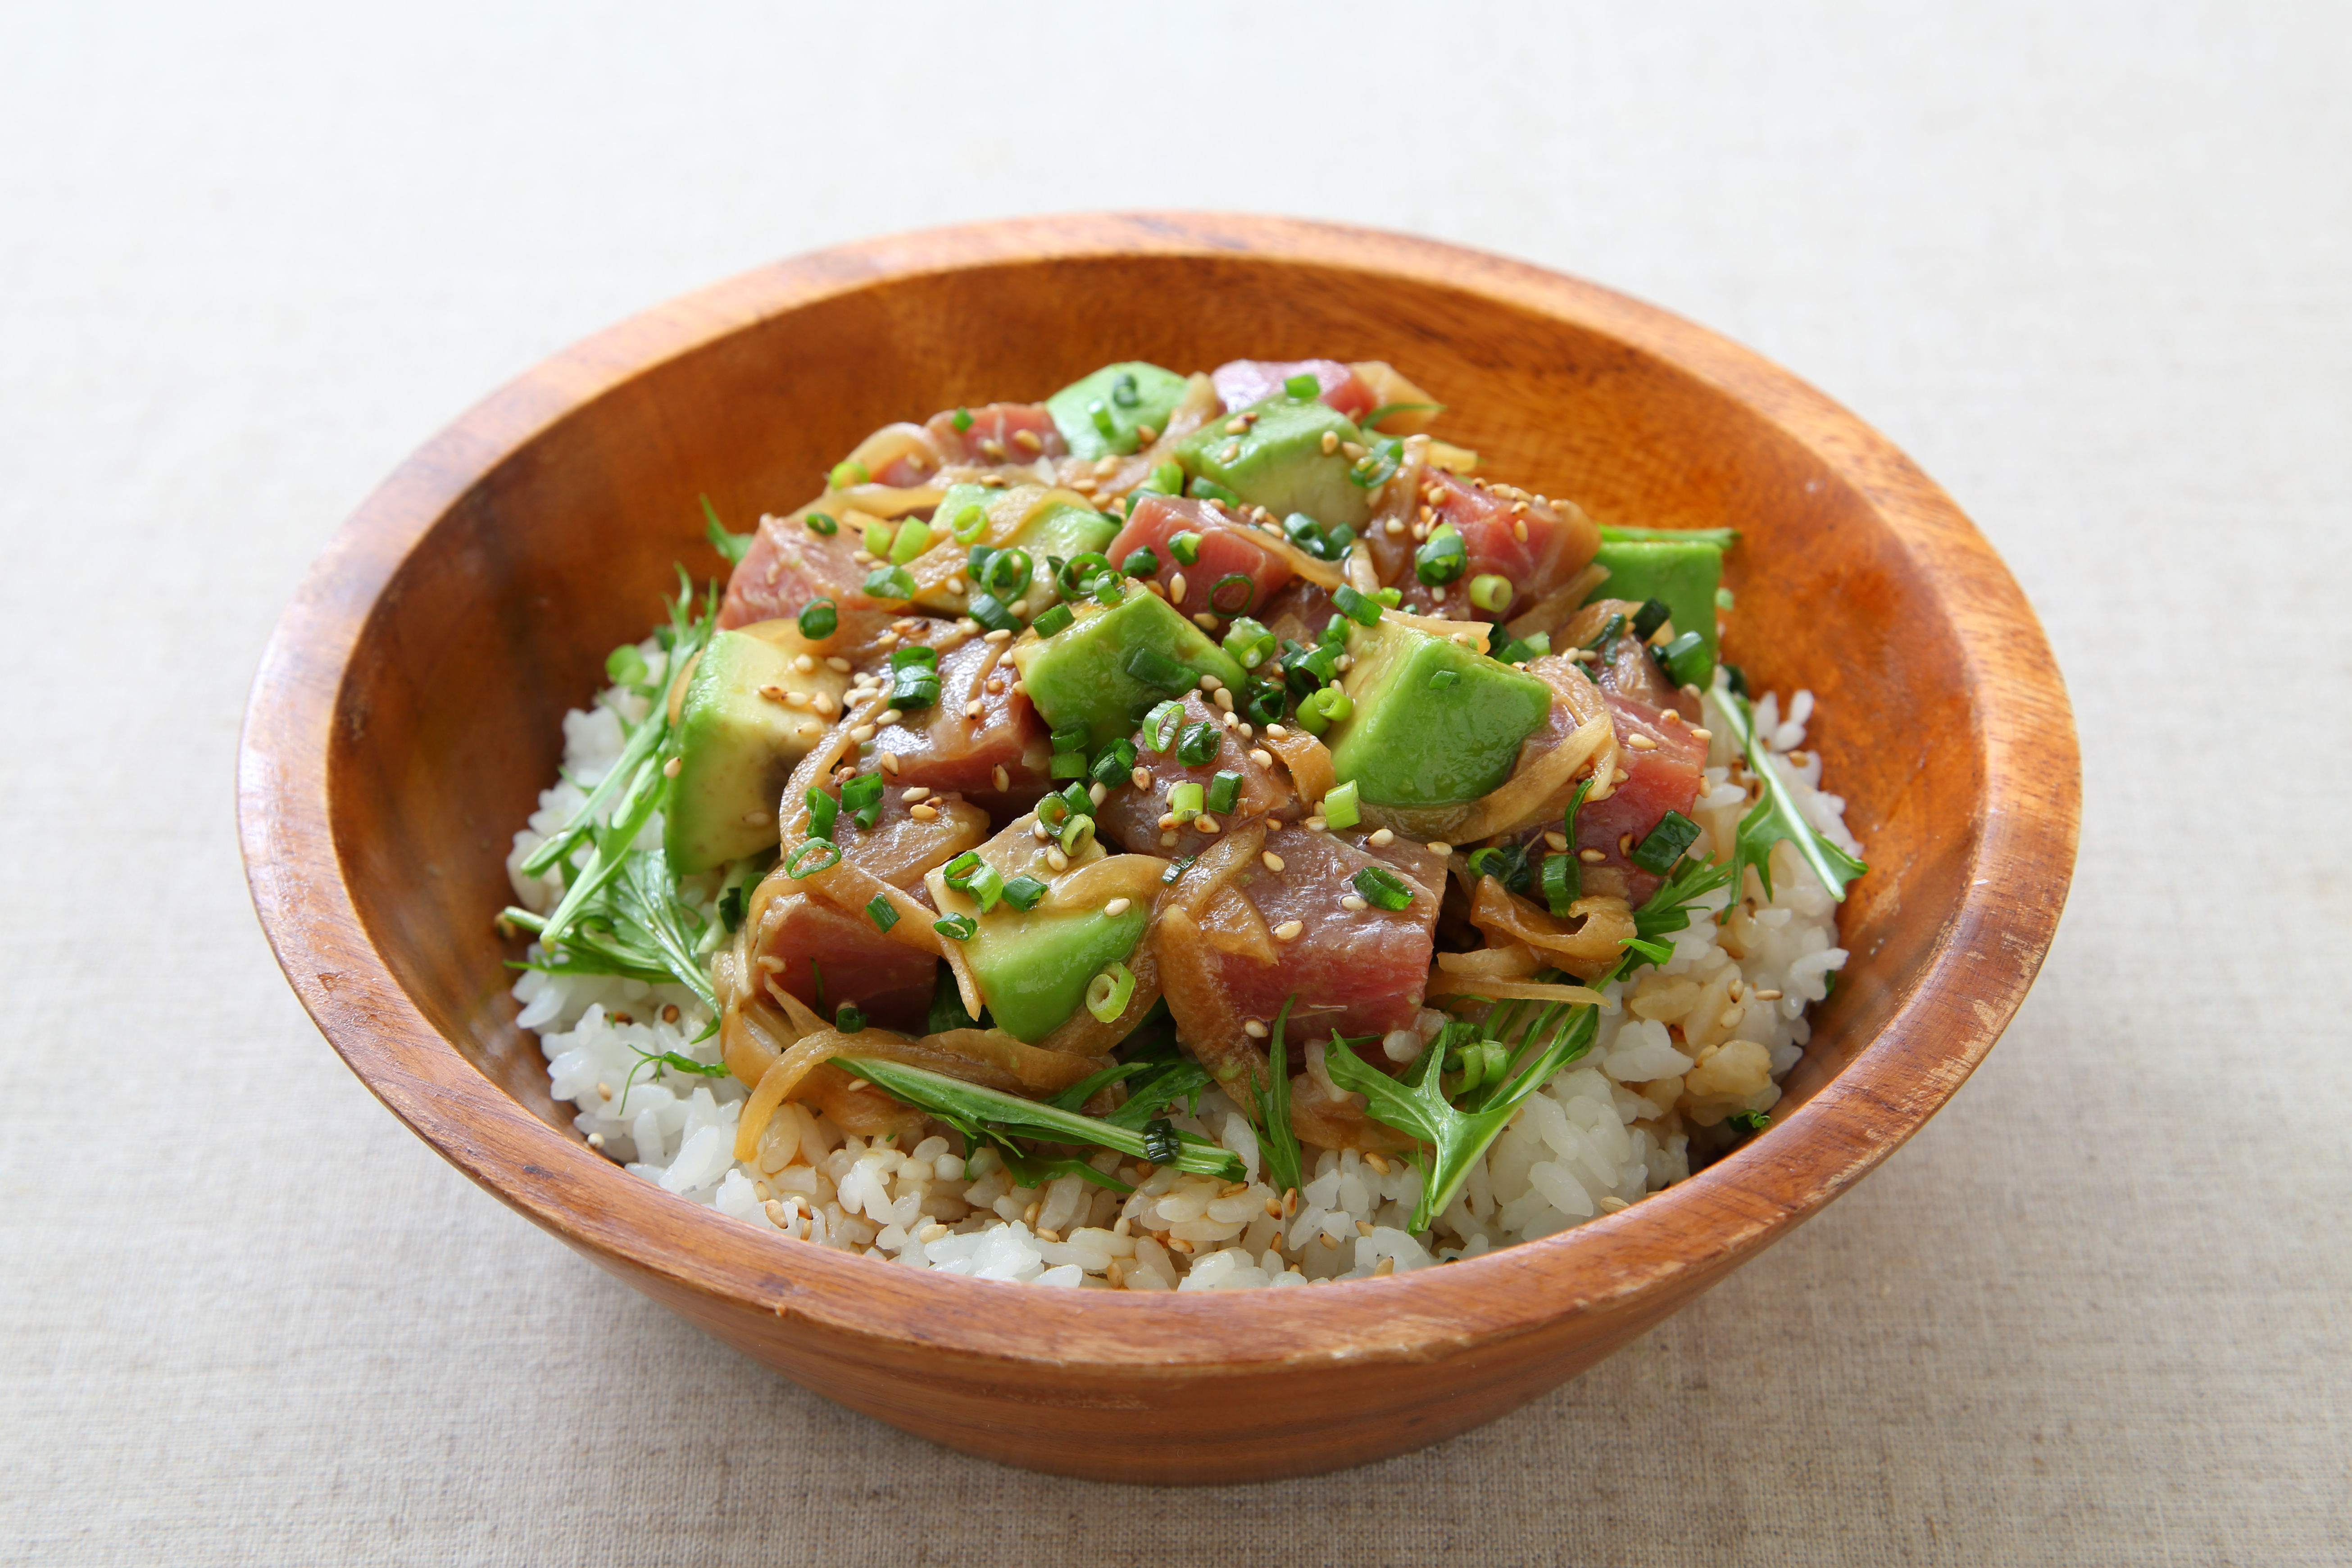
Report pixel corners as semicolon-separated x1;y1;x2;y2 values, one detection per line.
1045;362;1190;461
1174;395;1371;530
964;903;1149;1044
1327;619;1553;807
917;486;1118;615
1585;539;1723;679
663;626;850;873
1008;590;1247;749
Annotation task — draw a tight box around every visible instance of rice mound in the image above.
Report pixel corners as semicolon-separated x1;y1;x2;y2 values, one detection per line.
504;642;1857;1290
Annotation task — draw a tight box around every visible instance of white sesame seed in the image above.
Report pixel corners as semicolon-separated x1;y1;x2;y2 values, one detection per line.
1579;848;1606;863
1198;673;1221;691
909;803;938;822
660;756;682;777
1088;782;1108;805
783;690;811;709
1320;431;1339;454
1426;841;1453;856
902;786;931;802
992;765;1010;791
1193;613;1220;630
1384;518;1405;536
964;700;983;718
1689;727;1713;743
1008;599;1030;617
1159;830;1179;848
1104;897;1131;917
1369;828;1394;847
879;753;900;775
758;683;788;702
1213;688;1235;711
1045;847;1069;872
1304;817;1327;832
1169;573;1189;603
1264;724;1290;739
1272;920;1303;941
877;708;903;726
984;627;1012;643
1544;831;1569;851
1131;765;1152;789
1261;850;1285;872
1224;417;1249;435
1197;815;1221;834
1340;894;1368;911
1249;748;1274;768
1244;1019;1269;1038
1627;734;1657;750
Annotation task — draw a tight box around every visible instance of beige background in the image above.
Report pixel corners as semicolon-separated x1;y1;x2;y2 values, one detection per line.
5;4;2346;1563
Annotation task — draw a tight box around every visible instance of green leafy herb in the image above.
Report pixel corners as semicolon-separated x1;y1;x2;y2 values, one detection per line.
1251;996;1306;1196
1727;1109;1770;1135
504;844;721;1030
1715;688;1867;902
616;1045;730;1113
1630;810;1700;875
701;495;752;566
842;1057;1244;1181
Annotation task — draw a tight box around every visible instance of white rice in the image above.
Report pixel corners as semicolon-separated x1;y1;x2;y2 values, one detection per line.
505;641;1855;1289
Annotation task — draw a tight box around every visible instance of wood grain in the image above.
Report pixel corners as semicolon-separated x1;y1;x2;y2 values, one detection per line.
237;213;2080;1483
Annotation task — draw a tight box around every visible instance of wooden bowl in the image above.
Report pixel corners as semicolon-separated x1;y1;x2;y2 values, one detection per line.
239;213;2078;1483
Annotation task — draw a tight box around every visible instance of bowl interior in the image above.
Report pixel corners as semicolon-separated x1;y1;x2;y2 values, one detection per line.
330;248;1972;1140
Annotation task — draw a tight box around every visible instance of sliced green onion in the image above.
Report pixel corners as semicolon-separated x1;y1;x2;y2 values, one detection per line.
944;850;1005;913
1428;669;1461;691
1088;399;1117;439
1124;644;1197;694
1208;572;1256;615
890;519;933;565
1122;546;1160;578
934;914;976;942
1110;371;1141;409
1414;527;1467;586
948;503;988;544
1467;574;1512;613
1656;629;1709;688
1284;512;1327;556
1348;436;1403;488
966;591;1022;635
1086;961;1138;1023
1090;738;1138;788
1188;477;1240;506
1242;682;1287;726
1151;462;1185;495
783;839;841;878
1176;721;1220;765
1630;810;1702;875
1206;769;1242;815
1059;814;1096;856
1030;603;1075;637
1058;781;1095;819
803;511;839;536
1168;529;1202;565
980;548;1031;597
951;407;974;432
1049;723;1089;754
1727;1109;1770;1134
887;668;939;709
1350;864;1413;911
1058;551;1116;598
835;1002;867;1034
1169;781;1204;818
831;460;870;490
864;893;899;932
863;518;894;555
862;565;916;602
797;598;838;641
1331;583;1382;626
1050;752;1089;780
1321;780;1360;830
1035;795;1070;835
1360;400;1444;427
1093;577;1126;607
1161;854;1197;885
804;787;839;842
1222;616;1275;668
1295;686;1353;735
1540;851;1576;916
1632;598;1674;642
841;773;884;829
606;644;649;685
1140;700;1185;751
1001;874;1049;912
1372;587;1401;608
1284;371;1320;399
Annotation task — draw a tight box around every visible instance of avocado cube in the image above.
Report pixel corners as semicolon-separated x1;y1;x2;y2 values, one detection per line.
964;903;1150;1043
914;486;1119;616
1045;361;1190;460
1008;591;1246;749
662;626;849;873
1175;395;1371;530
1586;539;1723;679
1327;620;1553;807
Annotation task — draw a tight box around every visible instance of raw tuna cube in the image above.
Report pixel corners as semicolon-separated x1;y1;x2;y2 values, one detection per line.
868;635;1053;809
1210;823;1443;1048
720;511;899;635
1106;493;1294;623
1574;692;1707;904
1211;359;1376;421
924;402;1066;466
749;894;939;1033
1095;694;1292;858
1386;470;1599;623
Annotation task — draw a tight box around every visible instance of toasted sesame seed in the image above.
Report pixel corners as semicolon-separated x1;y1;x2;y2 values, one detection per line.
1197;815;1221;834
991;764;1010;792
1160;830;1179;847
1369;828;1394;847
1372;1256;1395;1277
1244;1019;1268;1038
979;473;1006;487
1618;833;1634;855
909;803;938;822
1544;831;1570;851
1754;988;1784;1001
1013;429;1043;453
1303;817;1326;832
1261;850;1285;872
964;700;983;718
1212;687;1235;713
783;690;810;709
1272;919;1303;941
902;786;931;802
978;438;1005;460
877;708;903;726
1032;818;1054;840
1384;518;1405;536
662;1004;679;1023
1198;673;1221;691
983;627;1013;644
1613;767;1631;783
1660;709;1683;726
1156;813;1177;830
813;693;839;718
1364;1150;1391;1174
879;753;901;776
1007;599;1030;618
1045;847;1069;872
1690;727;1713;743
1320;1233;1338;1250
1104;898;1131;918
1193;612;1220;630
983;677;1004;695
1126;765;1150;791
1579;848;1607;864
1169;572;1189;603
1249;748;1274;768
852;550;875;565
1355;1220;1374;1237
1427;841;1453;856
1224;416;1249;435
875;628;898;647
1070;476;1097;493
758;683;788;702
1341;441;1367;460
1088;782;1108;805
1265;1195;1284;1218
921;1221;949;1242
1719;1006;1744;1028
597;1082;613;1100
586;1132;604;1149
1221;441;1241;462
1134;424;1157;445
1220;711;1239;730
662;756;681;777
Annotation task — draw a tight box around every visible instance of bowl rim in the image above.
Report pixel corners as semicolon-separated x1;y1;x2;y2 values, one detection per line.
238;211;2079;1375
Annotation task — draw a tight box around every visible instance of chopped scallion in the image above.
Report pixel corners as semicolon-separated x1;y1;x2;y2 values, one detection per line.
951;406;974;432
1122;546;1160;578
933;913;976;942
1350;864;1413;911
804;787;838;842
966;591;1021;635
1283;371;1320;399
1632;598;1674;642
1206;769;1242;814
1428;669;1461;690
1467;574;1512;613
948;503;988;544
783;839;840;878
889;519;933;565
1331;583;1382;626
830;460;870;490
1208;572;1256;615
864;894;899;932
803;511;839;536
797;598;838;641
1414;526;1467;586
841;773;884;830
1086;962;1137;1024
1222;616;1275;668
1169;780;1204;818
1001;874;1049;912
835;1002;867;1034
1124;644;1198;695
1030;603;1075;637
861;565;916;603
1168;529;1202;565
1321;780;1360;830
1140;699;1185;752
1294;686;1352;735
1176;721;1221;765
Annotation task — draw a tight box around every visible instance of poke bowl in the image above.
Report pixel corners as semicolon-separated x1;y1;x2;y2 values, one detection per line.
238;213;2077;1482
